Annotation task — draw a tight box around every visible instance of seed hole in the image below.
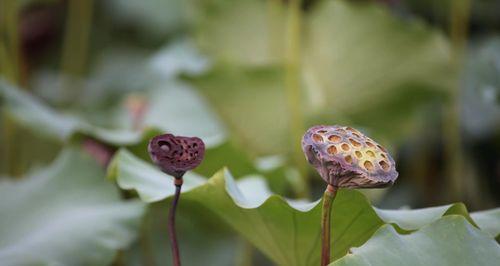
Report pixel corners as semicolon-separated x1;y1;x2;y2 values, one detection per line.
349;138;361;147
327;145;338;155
366;150;375;157
366;141;375;148
355;151;362;158
381;153;387;159
158;141;171;152
317;130;327;134
346;127;359;133
336;129;347;134
345;155;353;164
328;135;341;142
312;134;324;143
341;143;350;151
352;132;361;138
364;161;374;171
379;160;390;171
377;144;387;152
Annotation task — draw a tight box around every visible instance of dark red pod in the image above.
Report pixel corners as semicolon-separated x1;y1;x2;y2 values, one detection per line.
148;134;205;179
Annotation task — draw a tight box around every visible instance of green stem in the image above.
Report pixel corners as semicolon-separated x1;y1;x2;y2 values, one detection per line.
236;239;254;266
0;0;20;83
285;0;308;197
0;41;12;79
445;0;471;201
321;184;337;266
0;0;21;177
60;0;94;96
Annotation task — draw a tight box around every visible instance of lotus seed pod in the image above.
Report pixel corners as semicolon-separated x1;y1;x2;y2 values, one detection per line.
148;134;205;179
302;125;398;188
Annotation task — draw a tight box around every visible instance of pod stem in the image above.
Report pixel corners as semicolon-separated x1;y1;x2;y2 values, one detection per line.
321;184;337;266
169;178;183;266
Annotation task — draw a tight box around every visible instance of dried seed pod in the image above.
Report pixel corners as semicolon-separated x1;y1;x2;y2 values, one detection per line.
148;134;205;179
302;125;398;188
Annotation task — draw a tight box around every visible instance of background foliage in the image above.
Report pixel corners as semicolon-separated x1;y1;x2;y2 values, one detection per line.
0;0;499;265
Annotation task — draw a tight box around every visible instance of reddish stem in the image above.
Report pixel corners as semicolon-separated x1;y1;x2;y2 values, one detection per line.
169;179;183;266
321;184;337;266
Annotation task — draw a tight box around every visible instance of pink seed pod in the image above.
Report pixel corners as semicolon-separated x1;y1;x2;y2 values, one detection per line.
302;125;398;188
148;134;205;179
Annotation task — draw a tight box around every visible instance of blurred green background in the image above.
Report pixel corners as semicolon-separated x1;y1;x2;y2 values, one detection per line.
0;0;499;265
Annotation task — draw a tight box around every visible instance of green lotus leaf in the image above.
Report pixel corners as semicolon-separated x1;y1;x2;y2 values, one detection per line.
330;216;500;266
0;147;145;265
122;200;242;266
108;149;498;265
471;208;500;239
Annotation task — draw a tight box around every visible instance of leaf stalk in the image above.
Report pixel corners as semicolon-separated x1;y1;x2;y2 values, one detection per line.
321;184;337;266
169;178;183;266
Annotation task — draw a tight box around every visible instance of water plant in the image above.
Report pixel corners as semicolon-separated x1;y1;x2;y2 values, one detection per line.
1;0;500;265
148;133;205;266
302;125;398;265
